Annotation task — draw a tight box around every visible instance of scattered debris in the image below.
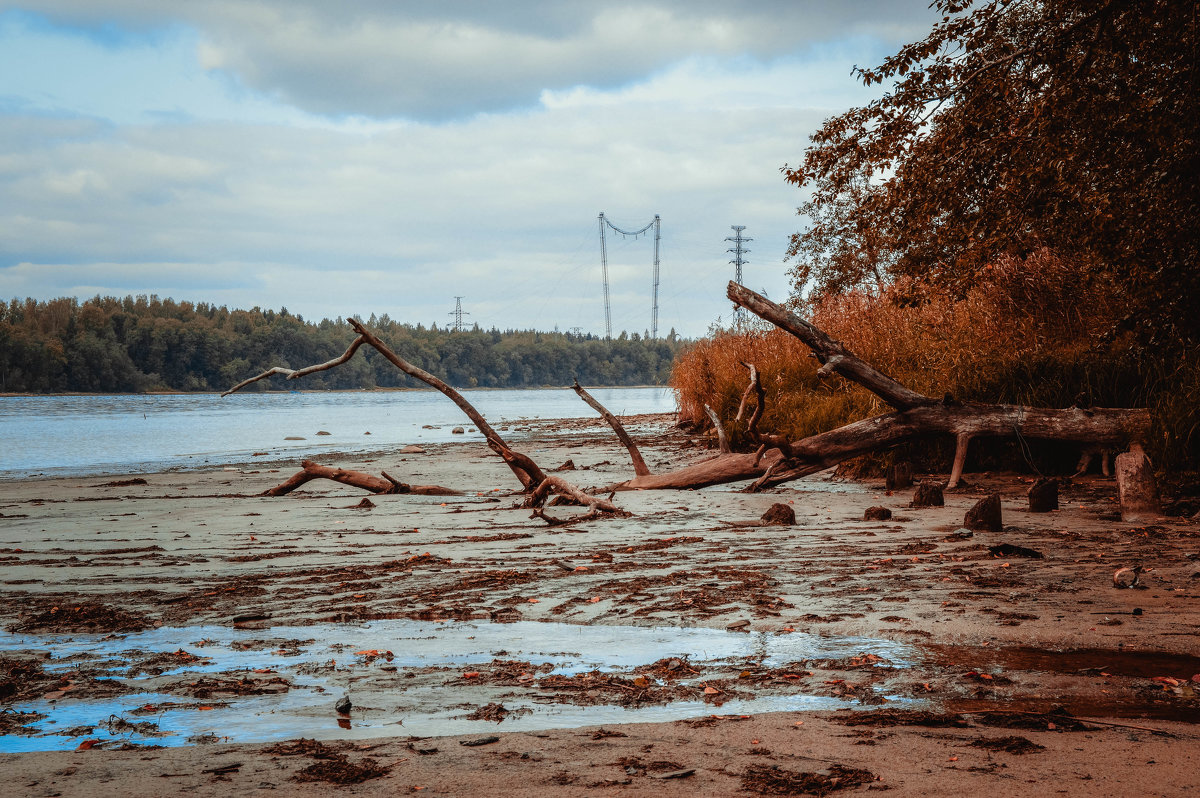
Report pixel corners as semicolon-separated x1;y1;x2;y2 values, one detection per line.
970;735;1046;754
1113;566;1144;589
988;543;1044;559
740;763;875;795
10;600;152;633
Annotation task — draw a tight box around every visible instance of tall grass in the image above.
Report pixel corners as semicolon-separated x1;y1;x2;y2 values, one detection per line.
671;250;1200;471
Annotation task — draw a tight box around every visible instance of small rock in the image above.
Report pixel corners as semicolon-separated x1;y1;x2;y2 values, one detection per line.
886;462;913;490
399;445;426;454
761;503;796;526
910;481;944;508
335;695;352;714
965;493;1003;532
451;427;465;435
284;436;306;441
864;506;892;521
555;459;577;471
1028;478;1059;512
948;527;974;540
316;430;331;436
352;498;375;510
460;736;500;747
422;424;436;429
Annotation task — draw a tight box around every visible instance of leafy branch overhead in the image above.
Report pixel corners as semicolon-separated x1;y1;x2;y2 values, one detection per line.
786;0;1199;344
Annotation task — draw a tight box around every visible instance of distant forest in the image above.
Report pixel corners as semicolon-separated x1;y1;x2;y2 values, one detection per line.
0;295;687;393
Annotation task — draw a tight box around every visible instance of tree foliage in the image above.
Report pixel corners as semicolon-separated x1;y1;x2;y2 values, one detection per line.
785;0;1199;344
0;295;684;393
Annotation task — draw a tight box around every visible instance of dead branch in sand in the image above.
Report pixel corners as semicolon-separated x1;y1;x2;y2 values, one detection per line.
571;381;651;476
224;320;622;520
605;282;1151;495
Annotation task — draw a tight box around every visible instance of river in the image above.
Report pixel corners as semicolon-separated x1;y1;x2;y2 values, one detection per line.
0;387;676;479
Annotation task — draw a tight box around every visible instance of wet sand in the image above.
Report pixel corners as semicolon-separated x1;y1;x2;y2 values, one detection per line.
1;414;1198;796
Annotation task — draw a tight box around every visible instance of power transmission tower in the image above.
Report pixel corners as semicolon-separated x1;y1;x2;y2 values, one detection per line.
598;212;662;339
448;296;470;332
725;225;752;326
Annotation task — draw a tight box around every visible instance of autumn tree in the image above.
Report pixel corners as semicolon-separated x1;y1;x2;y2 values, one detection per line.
785;0;1199;345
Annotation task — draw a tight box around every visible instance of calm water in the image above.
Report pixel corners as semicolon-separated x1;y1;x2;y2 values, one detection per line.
0;619;919;751
0;388;675;479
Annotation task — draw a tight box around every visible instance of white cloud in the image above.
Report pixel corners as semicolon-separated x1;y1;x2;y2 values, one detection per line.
0;1;942;337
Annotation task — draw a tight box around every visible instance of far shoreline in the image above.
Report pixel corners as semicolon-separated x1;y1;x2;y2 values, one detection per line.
0;384;674;399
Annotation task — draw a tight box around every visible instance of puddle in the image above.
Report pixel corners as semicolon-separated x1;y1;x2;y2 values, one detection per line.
0;620;922;752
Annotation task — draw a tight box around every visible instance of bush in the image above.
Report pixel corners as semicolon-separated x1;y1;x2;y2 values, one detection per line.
671;251;1200;472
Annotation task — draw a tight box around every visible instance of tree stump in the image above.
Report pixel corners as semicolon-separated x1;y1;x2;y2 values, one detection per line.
964;493;1002;532
911;482;944;507
886;462;913;490
1115;446;1161;522
864;506;893;521
1028;478;1059;512
761;503;796;526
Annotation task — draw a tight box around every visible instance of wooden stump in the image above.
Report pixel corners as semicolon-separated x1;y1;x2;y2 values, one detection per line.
911;482;945;508
886;462;913;490
964;493;1002;532
1028;478;1059;512
1115;446;1161;522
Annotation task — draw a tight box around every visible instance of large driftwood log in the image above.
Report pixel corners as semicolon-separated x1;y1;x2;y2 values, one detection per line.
264;460;461;497
609;282;1150;492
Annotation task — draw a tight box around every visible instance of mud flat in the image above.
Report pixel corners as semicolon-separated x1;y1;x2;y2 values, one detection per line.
1;414;1198;796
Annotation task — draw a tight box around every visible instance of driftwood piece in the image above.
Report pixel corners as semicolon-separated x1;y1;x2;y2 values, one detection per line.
727;282;931;411
704;404;732;453
346;319;546;491
572;381;650;476
263;460;461;497
221;337;366;396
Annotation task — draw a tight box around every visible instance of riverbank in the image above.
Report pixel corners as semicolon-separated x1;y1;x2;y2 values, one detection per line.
1;415;1198;795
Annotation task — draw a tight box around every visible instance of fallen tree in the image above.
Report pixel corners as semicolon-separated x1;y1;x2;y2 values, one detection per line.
606;282;1151;492
224;282;1153;514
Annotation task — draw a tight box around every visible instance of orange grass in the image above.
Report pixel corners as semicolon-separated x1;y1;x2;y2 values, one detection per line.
671;250;1199;470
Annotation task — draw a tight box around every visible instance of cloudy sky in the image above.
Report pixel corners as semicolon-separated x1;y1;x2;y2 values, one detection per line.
0;1;938;337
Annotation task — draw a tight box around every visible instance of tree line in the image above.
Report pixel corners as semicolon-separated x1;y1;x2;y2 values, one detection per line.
0;295;685;393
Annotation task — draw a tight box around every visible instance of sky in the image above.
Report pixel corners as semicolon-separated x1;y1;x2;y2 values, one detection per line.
0;1;940;338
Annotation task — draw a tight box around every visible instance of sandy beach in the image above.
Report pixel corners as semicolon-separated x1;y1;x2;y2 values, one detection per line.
2;413;1198;796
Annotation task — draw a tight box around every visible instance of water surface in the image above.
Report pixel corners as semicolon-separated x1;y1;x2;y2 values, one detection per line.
0;388;674;479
